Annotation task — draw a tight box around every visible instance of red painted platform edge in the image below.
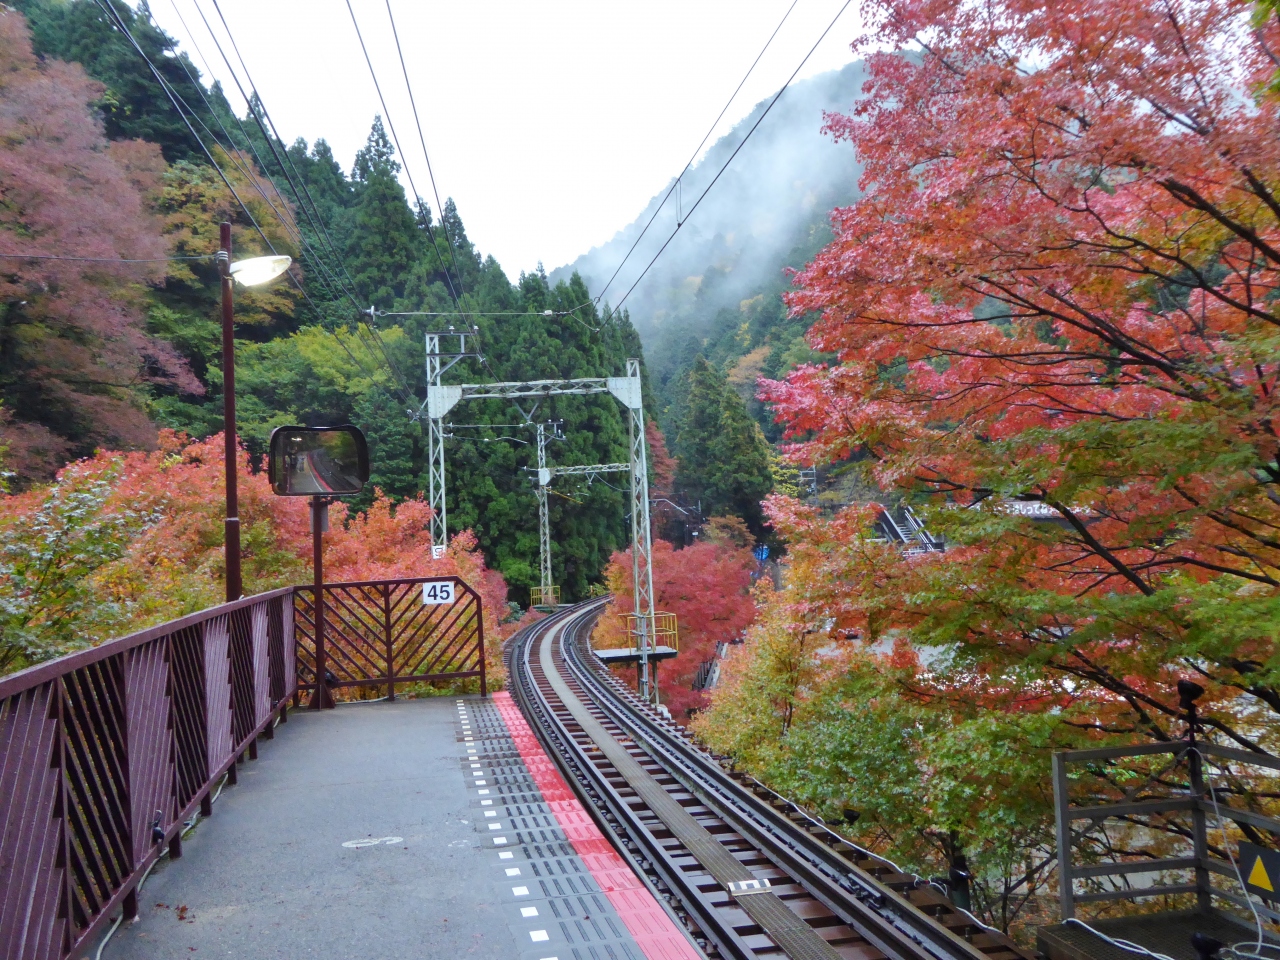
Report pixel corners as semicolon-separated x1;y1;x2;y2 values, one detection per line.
491;691;702;960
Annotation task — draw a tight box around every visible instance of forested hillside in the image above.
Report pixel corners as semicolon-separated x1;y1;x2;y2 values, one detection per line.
0;0;643;601
548;63;866;535
551;63;864;442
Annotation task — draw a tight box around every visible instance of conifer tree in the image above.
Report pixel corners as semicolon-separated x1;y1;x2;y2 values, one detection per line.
344;117;420;306
673;358;723;503
353;385;419;503
708;386;773;534
674;357;773;535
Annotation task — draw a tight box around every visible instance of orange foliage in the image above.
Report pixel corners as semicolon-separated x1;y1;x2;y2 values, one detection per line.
596;536;756;719
0;431;512;678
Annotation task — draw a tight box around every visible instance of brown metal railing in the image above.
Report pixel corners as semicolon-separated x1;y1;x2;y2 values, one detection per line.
0;575;485;960
1054;739;1280;922
293;576;486;701
0;588;295;960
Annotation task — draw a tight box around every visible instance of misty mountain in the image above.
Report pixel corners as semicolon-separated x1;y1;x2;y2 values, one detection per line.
550;61;867;433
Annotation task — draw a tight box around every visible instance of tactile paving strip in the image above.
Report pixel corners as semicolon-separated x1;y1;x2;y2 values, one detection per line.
487;692;703;960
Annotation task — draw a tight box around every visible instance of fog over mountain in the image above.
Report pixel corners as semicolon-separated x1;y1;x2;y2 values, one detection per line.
550;62;867;350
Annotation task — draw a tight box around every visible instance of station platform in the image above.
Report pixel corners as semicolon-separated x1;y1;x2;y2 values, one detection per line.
101;692;697;960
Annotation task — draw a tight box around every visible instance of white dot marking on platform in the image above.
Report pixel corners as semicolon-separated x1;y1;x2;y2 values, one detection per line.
505;867;521;876
493;837;508;845
488;823;502;830
521;906;539;918
513;885;529;896
470;763;481;769
474;780;486;785
481;799;493;806
484;811;496;818
478;789;489;795
498;851;514;860
530;930;549;943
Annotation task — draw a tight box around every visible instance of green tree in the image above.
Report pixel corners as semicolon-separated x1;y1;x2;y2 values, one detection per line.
353;385;420;502
344;117;421;305
708;386;773;532
13;0;217;162
673;357;773;535
673;357;722;501
0;460;149;672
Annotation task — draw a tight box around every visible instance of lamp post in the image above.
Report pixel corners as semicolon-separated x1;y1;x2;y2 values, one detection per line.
216;221;291;603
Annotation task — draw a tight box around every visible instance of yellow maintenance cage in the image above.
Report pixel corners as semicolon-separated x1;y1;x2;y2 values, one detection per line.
529;585;561;608
621;612;678;653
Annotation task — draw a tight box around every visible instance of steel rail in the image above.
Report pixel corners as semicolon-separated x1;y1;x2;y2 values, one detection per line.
507;600;1034;960
559;609;1028;960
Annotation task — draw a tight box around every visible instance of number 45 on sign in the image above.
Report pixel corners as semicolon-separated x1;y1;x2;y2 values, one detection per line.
422;580;456;605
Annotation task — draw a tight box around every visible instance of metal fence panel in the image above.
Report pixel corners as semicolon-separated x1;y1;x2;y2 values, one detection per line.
250;604;271;727
124;641;173;865
0;577;474;959
0;683;66;960
0;588;295;960
202;615;233;776
293;576;485;699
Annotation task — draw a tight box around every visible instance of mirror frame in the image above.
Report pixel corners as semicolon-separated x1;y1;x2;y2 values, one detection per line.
267;425;370;497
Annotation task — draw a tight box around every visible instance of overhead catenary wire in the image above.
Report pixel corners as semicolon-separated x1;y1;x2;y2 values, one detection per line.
0;253;213;263
592;0;801;308
359;1;605;373
344;0;463;308
606;0;855;320
190;0;416;402
94;0;392;394
340;0;507;400
374;307;589;318
383;0;468;307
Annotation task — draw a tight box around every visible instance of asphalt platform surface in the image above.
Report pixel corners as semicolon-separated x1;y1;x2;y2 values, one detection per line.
101;694;649;960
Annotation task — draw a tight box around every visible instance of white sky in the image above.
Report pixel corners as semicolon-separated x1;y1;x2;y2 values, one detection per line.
148;0;864;280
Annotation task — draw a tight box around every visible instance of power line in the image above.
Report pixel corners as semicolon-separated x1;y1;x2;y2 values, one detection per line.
89;0;273;259
198;0;368;309
592;0;801;308
196;0;416;402
609;0;855;318
204;0;368;308
384;0;468;306
0;253;213;263
348;0;526;393
344;0;463;308
95;0;404;398
374;307;588;318
146;9;355;302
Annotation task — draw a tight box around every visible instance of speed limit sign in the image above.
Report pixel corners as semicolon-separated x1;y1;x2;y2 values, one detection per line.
421;580;456;605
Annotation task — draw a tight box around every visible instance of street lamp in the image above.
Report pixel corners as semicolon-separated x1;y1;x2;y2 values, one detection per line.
217;221;291;603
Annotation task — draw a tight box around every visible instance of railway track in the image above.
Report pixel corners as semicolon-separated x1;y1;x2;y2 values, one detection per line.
506;599;1038;960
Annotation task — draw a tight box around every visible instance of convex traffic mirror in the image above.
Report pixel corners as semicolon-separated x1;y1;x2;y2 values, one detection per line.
268;425;369;496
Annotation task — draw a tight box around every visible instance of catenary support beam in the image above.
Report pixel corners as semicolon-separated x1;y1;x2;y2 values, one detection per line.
422;351;660;700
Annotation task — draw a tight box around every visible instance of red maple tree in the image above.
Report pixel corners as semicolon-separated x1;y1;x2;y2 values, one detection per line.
757;0;1280;742
596;533;756;719
0;431;512;680
0;11;198;480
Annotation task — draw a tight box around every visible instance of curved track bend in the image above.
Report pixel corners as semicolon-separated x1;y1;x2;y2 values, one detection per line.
506;599;1037;960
